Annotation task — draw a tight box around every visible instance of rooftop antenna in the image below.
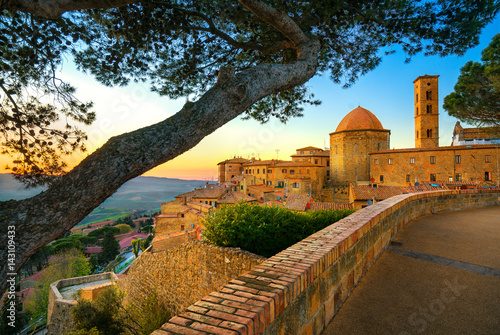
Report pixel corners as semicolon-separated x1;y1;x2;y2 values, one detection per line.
276;149;280;161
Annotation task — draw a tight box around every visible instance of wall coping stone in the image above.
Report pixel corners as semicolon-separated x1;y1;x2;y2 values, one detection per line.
153;189;499;335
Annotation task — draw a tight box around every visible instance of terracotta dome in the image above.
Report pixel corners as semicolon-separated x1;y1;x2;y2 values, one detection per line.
335;106;384;132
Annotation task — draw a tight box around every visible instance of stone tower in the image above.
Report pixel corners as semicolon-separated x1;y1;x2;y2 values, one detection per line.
414;75;439;148
330;106;390;183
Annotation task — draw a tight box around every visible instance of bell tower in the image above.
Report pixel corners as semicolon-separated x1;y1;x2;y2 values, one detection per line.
414;75;439;148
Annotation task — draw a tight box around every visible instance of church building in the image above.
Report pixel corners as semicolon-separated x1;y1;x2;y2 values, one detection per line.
330;75;499;186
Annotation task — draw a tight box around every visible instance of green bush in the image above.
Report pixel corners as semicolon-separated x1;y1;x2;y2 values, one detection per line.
203;202;355;257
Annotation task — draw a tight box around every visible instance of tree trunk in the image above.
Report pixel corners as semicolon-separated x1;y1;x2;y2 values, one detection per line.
0;37;320;294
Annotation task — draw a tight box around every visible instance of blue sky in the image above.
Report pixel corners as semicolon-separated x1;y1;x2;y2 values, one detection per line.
1;16;498;180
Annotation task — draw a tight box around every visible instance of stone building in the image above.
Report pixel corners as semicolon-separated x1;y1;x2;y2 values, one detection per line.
291;146;330;180
217;157;249;183
329;74;499;190
329;106;390;183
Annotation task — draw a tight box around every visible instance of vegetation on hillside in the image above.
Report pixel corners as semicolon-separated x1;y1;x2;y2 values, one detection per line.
203;202;355;257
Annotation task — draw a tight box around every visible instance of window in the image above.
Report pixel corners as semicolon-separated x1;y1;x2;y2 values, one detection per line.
448;176;453;182
180;213;185;218
416;131;419;139
455;155;461;164
335;145;338;155
292;182;300;188
180;225;185;231
427;105;432;113
267;169;272;173
374;158;379;165
416;93;418;101
430;174;436;181
267;181;272;185
314;159;318;164
406;174;411;183
416;107;419;115
205;201;208;204
427;129;432;138
300;151;304;154
290;169;295;175
430;156;436;164
282;169;287;173
426;91;432;100
239;167;243;171
485;172;492;181
388;158;393;165
410;157;415;164
455;174;462;182
228;166;232;171
485;155;491;163
327;160;330;166
257;169;260;174
380;175;384;182
327;171;330;177
378;143;381;151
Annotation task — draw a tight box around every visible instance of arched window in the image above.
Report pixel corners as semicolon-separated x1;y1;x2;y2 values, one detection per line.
427;129;432;138
427;105;432;113
426;91;432;100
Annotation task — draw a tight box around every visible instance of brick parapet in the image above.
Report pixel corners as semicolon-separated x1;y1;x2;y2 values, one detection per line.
153;189;499;335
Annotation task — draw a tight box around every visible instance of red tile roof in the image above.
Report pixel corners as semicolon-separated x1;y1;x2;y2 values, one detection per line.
218;192;257;204
177;184;228;199
260;200;284;207
296;146;323;151
119;233;148;252
217;157;250;165
285;194;313;211
334;106;387;133
247;184;275;193
85;246;103;254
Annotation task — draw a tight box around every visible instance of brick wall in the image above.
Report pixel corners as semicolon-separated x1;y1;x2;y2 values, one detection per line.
152;189;499;334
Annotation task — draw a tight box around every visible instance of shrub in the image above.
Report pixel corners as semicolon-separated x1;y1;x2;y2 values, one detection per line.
203;202;354;257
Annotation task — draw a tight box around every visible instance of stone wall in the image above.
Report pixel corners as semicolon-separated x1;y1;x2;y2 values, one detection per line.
152;189;499;335
120;240;266;316
47;272;119;335
370;145;499;186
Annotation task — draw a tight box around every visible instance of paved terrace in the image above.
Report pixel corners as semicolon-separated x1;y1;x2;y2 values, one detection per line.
323;205;500;335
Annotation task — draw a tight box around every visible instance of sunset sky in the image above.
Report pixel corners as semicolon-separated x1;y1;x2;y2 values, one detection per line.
1;17;499;181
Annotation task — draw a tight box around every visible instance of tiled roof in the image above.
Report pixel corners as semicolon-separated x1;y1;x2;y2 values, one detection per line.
334;106;387;133
177;184;228;199
291;151;329;157
21;267;49;282
243;159;282;166
119;233;149;252
157;214;178;218
310;202;352;211
285;194;313;211
85;246;103;254
218;191;257;204
218;157;250;165
296;146;323;151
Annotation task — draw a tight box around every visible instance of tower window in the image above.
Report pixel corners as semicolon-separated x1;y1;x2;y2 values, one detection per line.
417;131;419;139
430;156;436;164
416;93;418;101
426;105;432;113
426;91;432;100
427;129;432;138
416;107;419;115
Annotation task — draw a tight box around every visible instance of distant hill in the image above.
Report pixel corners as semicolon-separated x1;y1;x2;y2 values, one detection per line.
0;174;208;223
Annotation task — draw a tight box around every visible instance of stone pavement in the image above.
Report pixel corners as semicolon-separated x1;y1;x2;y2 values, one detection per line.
322;206;500;335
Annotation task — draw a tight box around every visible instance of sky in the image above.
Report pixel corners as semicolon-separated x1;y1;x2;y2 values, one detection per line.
1;17;499;181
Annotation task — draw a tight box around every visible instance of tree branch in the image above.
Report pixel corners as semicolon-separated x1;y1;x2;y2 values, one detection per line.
0;35;320;294
2;0;139;19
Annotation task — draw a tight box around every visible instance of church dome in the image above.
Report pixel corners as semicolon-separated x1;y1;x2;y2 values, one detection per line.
335;106;384;132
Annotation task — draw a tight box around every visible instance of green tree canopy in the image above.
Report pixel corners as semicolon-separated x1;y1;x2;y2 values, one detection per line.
99;230;120;264
87;226;121;239
26;249;90;321
1;0;499;295
444;33;500;126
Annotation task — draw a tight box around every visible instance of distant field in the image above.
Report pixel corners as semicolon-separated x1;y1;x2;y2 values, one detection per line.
75;208;133;227
0;174;207;226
